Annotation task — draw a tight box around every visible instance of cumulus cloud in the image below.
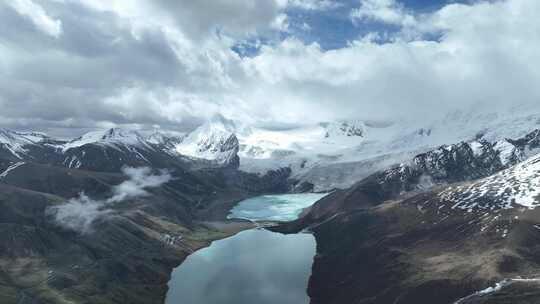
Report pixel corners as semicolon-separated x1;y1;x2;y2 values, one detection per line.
237;0;540;123
72;0;284;40
47;167;171;234
0;0;539;135
350;0;417;27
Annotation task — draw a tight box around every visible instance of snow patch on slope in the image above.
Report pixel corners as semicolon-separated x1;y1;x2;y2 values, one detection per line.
494;140;521;165
0;129;50;158
440;153;540;210
0;162;26;179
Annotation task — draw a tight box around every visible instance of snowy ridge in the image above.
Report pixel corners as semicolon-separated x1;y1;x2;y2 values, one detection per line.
354;129;540;211
439;153;540;211
238;120;367;160
62;128;153;152
146;130;185;147
0;129;50;158
238;104;540;190
237;120;387;174
0;103;538;188
494;139;522;166
174;115;239;166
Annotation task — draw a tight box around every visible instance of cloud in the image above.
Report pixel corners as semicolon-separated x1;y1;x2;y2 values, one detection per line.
286;0;343;11
236;0;540;123
107;167;172;203
5;0;63;38
0;0;539;135
270;13;290;32
48;192;110;234
47;167;171;234
72;0;284;40
350;0;417;27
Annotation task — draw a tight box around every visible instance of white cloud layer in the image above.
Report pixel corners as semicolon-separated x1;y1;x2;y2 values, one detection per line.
286;0;343;10
0;0;539;134
350;0;416;27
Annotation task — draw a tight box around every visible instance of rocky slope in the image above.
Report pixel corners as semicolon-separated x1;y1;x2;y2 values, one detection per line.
274;128;540;304
0;162;239;303
298;188;540;304
0;126;294;304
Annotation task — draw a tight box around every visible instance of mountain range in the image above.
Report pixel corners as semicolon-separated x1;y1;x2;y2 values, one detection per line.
3;104;540;303
5;103;540;189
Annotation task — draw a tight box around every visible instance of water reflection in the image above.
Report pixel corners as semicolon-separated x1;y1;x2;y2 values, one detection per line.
165;229;315;304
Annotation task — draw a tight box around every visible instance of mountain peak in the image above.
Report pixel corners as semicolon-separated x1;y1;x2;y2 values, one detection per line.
175;117;240;167
0;129;51;158
62;128;148;152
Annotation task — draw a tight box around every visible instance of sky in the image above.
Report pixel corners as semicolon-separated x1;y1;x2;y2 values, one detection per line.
0;0;539;137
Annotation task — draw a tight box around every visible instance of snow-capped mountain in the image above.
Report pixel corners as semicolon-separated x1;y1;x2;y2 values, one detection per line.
288;144;540;304
0;124;240;173
145;130;185;150
0;129;53;159
1;103;540;189
235;103;540;191
283;111;540;304
59;128;162;170
440;152;540;211
174;115;240;168
62;128;153;152
349;128;540;201
236;120;366;160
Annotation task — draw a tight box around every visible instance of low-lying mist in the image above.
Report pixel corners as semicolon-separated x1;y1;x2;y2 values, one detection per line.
46;167;171;234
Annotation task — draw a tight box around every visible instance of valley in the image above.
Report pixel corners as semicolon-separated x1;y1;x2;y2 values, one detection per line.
166;194;323;304
2;106;540;304
3;1;540;303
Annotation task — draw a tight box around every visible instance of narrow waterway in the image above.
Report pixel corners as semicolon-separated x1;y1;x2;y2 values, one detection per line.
165;193;326;304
